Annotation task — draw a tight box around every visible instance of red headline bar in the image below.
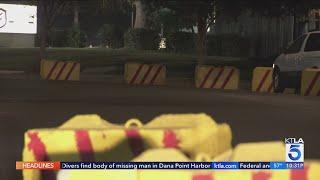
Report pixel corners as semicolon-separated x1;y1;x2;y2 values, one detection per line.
16;161;60;170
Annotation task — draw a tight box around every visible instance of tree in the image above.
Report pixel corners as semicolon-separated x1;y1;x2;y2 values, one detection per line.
73;1;80;27
37;0;69;59
145;0;216;64
133;0;146;28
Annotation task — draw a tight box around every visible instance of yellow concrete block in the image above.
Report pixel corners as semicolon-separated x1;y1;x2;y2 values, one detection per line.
132;149;190;162
40;59;80;81
231;141;285;162
252;67;274;93
22;113;232;180
143;113;232;159
301;68;320;96
195;65;239;90
124;62;166;85
57;170;138;180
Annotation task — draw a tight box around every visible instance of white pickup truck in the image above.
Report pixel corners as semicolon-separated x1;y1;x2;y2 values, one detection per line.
273;31;320;92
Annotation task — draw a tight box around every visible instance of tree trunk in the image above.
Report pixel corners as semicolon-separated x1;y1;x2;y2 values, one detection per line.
133;0;146;29
196;15;207;65
39;0;48;61
73;1;79;27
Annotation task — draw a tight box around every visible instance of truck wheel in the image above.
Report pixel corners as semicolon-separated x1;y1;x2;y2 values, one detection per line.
273;68;285;93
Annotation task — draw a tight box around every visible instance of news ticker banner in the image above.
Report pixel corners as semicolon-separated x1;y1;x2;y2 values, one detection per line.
16;162;304;170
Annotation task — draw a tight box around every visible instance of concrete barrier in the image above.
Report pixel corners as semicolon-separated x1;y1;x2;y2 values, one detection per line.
124;63;166;85
61;147;320;180
40;60;80;81
301;68;320;96
195;65;239;90
252;67;274;93
22;113;232;180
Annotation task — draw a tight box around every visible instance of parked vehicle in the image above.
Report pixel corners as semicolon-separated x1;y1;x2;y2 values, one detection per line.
273;31;320;92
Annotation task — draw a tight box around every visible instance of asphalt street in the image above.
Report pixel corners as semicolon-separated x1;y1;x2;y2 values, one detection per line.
0;78;319;179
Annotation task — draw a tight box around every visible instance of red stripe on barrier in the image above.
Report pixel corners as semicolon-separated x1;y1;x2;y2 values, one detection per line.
27;132;56;180
256;70;271;92
290;165;309;180
125;129;145;156
200;67;214;88
267;81;274;93
150;65;162;84
210;67;225;88
46;61;59;80
65;62;77;80
55;62;67;80
130;64;144;84
27;132;49;161
163;130;180;148
253;171;272;180
305;71;320;96
221;69;235;89
141;65;153;84
192;173;213;180
75;130;95;161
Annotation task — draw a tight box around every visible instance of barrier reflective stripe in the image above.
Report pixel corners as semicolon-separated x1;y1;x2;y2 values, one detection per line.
141;65;154;84
192;173;214;180
290;165;308;180
210;67;225;88
55;62;68;80
163;130;180;148
252;172;271;180
27;132;56;180
75;130;95;161
125;129;145;157
305;71;320;96
130;64;144;84
46;61;59;80
27;132;49;161
221;68;235;89
200;67;214;88
65;62;78;80
150;66;163;84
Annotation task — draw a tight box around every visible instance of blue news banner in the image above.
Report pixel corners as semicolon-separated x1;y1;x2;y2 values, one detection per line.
60;162;304;170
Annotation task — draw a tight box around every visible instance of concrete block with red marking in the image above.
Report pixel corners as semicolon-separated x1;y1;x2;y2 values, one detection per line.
40;60;80;81
252;67;274;93
124;62;166;85
143;114;232;159
63;151;320;180
195;65;240;90
301;68;320;96
22;113;232;180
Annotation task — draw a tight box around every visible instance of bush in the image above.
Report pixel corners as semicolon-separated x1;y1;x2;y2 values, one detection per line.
48;29;67;47
97;24;125;48
67;26;88;48
166;32;196;54
207;34;250;57
124;28;160;50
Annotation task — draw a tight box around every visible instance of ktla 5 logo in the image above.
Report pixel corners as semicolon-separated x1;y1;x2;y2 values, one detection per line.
285;138;304;162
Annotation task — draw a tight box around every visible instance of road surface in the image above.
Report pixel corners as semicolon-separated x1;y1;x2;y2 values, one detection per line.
0;78;319;179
